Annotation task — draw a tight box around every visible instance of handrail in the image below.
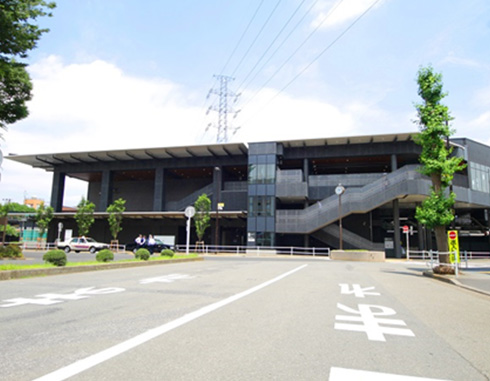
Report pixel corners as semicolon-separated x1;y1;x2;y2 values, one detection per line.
276;165;429;233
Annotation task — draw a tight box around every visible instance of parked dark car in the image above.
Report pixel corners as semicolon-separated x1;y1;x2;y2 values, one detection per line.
125;238;172;254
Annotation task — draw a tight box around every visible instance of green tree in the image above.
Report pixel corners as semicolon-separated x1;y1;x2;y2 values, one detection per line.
106;198;126;241
35;201;53;239
75;197;95;236
0;202;35;244
5;202;35;213
0;0;56;132
413;66;465;264
194;193;211;243
0;223;19;238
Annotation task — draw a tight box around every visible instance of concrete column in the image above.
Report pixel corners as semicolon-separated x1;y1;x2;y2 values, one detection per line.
50;171;65;212
393;199;401;258
391;154;398;171
304;234;309;248
99;170;113;211
153;167;166;211
418;220;425;251
303;158;309;183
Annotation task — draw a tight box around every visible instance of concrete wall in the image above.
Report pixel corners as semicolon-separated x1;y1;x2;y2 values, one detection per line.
330;250;385;262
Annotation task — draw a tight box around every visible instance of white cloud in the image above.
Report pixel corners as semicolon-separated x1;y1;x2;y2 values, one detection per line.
9;55;205;154
233;88;356;143
1;56;207;204
441;52;485;69
312;0;386;30
0;55;399;205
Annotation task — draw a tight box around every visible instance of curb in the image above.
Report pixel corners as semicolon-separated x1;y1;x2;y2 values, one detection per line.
422;270;490;297
0;256;204;281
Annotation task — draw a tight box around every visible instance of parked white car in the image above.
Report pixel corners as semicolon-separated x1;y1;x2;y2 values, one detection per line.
56;237;109;254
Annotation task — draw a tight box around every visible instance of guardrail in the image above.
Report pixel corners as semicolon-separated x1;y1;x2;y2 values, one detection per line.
408;250;490;262
174;244;330;257
408;250;490;277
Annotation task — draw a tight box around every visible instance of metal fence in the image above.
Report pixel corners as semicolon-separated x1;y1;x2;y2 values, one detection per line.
407;250;490;277
174;244;330;257
408;250;490;262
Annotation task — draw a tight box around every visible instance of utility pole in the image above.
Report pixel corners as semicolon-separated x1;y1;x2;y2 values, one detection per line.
206;75;240;143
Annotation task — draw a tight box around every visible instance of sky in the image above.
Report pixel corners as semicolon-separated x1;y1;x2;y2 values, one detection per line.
1;0;490;207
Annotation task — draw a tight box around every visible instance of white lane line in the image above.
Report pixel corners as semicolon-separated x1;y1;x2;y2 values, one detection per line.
33;264;308;381
329;367;451;381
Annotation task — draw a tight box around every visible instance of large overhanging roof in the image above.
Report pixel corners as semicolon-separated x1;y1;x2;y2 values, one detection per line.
7;142;249;170
7;132;424;170
277;132;417;148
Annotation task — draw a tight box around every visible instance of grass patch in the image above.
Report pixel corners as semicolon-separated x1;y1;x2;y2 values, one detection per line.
0;253;199;271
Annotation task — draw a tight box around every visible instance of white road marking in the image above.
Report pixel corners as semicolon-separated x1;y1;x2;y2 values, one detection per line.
339;283;380;298
33;264;308;381
0;287;125;308
335;303;415;341
329;367;451;380
139;273;195;284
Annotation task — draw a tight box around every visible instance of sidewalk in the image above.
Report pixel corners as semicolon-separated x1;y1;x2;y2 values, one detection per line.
423;263;490;297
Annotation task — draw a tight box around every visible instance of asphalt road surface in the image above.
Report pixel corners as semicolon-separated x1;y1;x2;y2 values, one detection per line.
1;257;489;381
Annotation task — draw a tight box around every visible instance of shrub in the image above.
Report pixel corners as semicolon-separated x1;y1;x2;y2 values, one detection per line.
96;249;114;262
135;248;150;261
43;250;67;267
0;244;23;259
161;249;174;257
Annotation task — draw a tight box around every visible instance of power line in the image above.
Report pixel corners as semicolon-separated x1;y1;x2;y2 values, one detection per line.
240;0;345;108
236;0;311;91
230;0;283;78
220;0;265;76
242;0;383;126
237;0;321;94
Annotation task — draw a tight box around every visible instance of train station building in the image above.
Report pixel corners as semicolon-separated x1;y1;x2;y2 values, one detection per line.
7;132;490;256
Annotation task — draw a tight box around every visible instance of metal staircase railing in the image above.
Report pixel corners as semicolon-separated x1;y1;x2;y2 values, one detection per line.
313;224;384;251
276;165;430;234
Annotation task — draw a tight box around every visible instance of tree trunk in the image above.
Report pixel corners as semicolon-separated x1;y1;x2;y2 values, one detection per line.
434;225;449;264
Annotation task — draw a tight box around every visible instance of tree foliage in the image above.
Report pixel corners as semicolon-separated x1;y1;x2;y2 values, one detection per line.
35;201;53;237
194;193;211;242
6;202;35;213
413;66;465;258
0;202;10;218
106;198;126;241
0;0;56;131
75;197;95;236
0;223;19;237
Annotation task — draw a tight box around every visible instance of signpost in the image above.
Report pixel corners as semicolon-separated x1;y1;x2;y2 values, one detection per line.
403;225;409;260
57;222;64;243
335;184;345;250
184;206;196;255
447;230;460;264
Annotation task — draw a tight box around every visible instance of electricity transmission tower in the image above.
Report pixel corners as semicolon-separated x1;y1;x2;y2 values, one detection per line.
206;75;241;143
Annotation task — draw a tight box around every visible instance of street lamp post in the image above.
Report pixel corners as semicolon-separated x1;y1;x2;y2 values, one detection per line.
214;167;221;253
335;184;345;250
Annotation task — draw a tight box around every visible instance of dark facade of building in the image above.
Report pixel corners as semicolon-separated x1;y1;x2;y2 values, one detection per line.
8;133;490;255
